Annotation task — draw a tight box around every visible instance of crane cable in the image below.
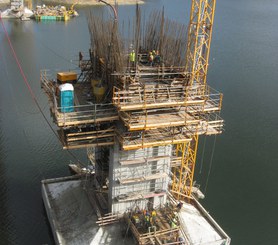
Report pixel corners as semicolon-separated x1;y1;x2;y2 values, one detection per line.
38;38;79;68
204;134;217;194
199;136;207;174
0;16;83;165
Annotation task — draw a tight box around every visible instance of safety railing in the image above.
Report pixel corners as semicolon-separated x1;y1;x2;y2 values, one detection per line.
54;102;118;127
203;86;223;112
40;69;56;97
116;128;192;150
61;126;115;149
113;84;207;111
185;113;224;136
119;108;196;131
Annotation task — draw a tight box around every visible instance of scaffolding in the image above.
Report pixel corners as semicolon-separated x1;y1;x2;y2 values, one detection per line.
41;1;230;244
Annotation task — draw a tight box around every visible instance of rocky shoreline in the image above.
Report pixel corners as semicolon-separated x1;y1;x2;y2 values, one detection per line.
0;0;144;7
0;0;9;5
42;0;144;5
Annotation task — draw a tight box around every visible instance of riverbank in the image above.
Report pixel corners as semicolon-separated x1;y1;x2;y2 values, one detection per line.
43;0;144;5
0;0;9;6
0;0;144;9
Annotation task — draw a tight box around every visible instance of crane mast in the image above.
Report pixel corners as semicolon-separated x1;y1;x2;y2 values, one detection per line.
171;0;218;200
186;0;216;87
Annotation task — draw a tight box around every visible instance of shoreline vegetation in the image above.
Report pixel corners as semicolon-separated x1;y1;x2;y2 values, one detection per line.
0;0;144;7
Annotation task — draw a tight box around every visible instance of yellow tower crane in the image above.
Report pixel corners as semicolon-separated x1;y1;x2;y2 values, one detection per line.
171;0;219;200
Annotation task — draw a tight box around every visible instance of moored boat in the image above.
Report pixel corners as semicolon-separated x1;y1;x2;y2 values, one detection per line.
32;4;78;21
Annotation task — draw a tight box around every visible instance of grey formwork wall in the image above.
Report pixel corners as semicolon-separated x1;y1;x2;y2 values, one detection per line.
109;142;172;214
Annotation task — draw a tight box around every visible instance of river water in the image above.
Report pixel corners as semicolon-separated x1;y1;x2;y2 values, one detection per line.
0;0;277;244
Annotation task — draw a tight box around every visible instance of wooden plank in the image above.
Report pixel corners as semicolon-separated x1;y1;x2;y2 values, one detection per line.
121;138;192;151
63;141;114;150
97;219;119;226
154;236;163;245
96;217;118;223
128;121;186;131
67;133;115;142
118;173;168;185
67;128;114;137
57;115;119;127
116;100;204;111
119;155;170;166
139;227;180;239
97;214;119;220
143;191;166;199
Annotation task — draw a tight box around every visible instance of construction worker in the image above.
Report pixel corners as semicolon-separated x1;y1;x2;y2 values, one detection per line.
149;51;154;66
144;213;150;227
151;209;157;225
79;51;83;67
154;50;161;65
177;236;185;245
171;218;177;228
177;202;183;211
129;50;135;66
143;209;147;216
132;214;140;227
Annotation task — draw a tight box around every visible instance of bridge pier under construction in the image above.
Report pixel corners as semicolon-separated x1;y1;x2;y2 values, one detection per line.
41;1;230;244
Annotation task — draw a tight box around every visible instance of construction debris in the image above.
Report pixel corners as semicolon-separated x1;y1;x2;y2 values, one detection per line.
0;0;78;21
32;4;78;21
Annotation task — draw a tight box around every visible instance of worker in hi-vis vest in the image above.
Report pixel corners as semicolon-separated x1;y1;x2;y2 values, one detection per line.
129;50;135;66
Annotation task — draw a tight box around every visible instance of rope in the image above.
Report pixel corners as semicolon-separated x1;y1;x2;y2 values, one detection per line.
0;16;83;165
204;135;217;194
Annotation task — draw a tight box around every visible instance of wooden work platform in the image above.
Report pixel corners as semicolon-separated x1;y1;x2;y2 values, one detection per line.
113;65;186;81
123;204;181;245
54;103;118;127
113;85;222;112
186;119;224;136
117;128;192;151
59;127;115;150
41;67;223;150
41;71;118;128
119;109;199;131
113;85;205;111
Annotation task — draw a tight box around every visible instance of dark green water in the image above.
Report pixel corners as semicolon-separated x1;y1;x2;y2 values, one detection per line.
0;0;277;244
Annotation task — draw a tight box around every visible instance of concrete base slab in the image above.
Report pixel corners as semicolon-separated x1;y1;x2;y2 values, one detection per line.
42;176;135;245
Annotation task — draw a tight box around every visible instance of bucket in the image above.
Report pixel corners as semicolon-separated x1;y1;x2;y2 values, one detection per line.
93;85;106;103
91;79;101;90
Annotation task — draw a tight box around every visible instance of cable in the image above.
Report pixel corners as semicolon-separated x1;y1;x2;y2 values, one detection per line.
38;39;79;67
199;136;207;174
20;18;80;68
204;135;217;194
0;16;83;165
